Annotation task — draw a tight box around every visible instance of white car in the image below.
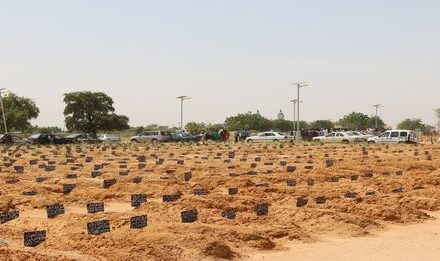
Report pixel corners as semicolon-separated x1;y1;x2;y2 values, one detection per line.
346;131;373;141
98;134;121;142
312;132;364;144
367;130;417;144
246;132;287;142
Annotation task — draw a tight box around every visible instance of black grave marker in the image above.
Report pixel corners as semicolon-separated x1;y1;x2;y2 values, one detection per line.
222;208;236;219
228;188;238;195
181;209;198;223
131;194;147;207
0;210;19;224
87;220;110;235
103;178;116;188
87;202;104;214
63;184;76;194
130;215;147;229
46;203;65;219
296;197;308;207
24;231;46;247
256;203;269;216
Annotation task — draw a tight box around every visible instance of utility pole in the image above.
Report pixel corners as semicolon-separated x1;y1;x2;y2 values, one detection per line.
373;104;382;129
290;99;297;131
291;82;309;142
177;96;191;131
0;88;8;133
434;108;440;130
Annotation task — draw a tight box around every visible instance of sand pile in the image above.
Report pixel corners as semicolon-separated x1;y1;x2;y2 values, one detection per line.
1;142;440;260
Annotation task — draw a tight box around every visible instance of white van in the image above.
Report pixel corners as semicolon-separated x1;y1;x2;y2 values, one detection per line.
367;130;417;144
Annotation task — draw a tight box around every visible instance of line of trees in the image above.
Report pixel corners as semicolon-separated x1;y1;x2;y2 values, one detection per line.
0;91;437;135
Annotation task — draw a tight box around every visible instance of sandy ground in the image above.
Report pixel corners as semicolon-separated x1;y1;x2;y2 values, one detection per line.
249;211;440;261
1;142;440;260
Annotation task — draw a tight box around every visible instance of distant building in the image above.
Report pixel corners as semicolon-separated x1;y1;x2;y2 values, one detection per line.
277;110;285;120
256;110;261;116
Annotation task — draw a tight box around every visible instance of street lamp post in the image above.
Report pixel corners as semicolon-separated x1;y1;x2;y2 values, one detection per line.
177;96;191;131
291;82;309;142
0;88;8;133
373;104;382;129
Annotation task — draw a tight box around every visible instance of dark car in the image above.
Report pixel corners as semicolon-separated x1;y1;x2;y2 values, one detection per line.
171;133;199;142
65;133;99;143
0;133;29;144
28;134;73;145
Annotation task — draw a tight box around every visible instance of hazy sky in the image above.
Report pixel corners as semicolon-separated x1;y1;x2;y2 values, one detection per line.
1;0;439;128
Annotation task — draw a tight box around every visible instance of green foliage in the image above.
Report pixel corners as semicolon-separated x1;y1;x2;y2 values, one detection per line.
338;112;385;129
397;118;426;131
63;91;129;134
224;112;272;131
309;120;335;130
32;126;62;133
0;93;39;132
185;122;206;134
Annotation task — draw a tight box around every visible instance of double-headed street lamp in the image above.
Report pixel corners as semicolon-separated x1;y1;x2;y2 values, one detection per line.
373;104;382;129
291;82;309;142
177;96;191;131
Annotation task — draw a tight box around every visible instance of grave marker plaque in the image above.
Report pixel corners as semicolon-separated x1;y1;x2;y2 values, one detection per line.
103;178;117;188
163;194;180;202
193;188;208;196
87;220;110;235
344;192;358;198
133;176;142;183
131;194;147;207
119;171;128;176
130;215;147;229
280;161;287;166
63;184;76;194
296;197;308;207
184;172;192;181
67;174;77;179
307;179;315;186
138;163;146;169
222;208;236;219
256;203;269;216
87;202;104;214
286;166;296;173
24;231;46;247
91;171;102;178
286;179;296;186
46;203;65;218
0;210;19;224
181;209;198;223
22;191;37;196
14;166;24;174
228;188;238;195
315;196;326;204
36;177;48;183
45;165;56;172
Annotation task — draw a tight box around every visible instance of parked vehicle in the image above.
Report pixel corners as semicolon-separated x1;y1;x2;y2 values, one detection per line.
367;130;417;144
345;131;373;141
312;132;364;144
172;133;199;142
28;133;73;145
0;133;29;144
98;134;121;142
130;131;172;143
65;133;99;143
246;132;288;142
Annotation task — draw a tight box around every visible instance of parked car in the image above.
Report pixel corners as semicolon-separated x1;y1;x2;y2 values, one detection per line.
28;133;73;145
345;131;373;141
171;133;199;142
0;133;29;144
246;132;288;142
312;132;364;144
367;130;417;144
65;133;99;143
130;131;172;143
98;134;121;142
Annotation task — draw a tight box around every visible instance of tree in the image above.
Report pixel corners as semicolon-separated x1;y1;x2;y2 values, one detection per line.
338;112;385;129
397;118;426;131
33;126;62;133
185;122;206;134
309;120;335;130
63;91;129;135
224;112;272;131
0;93;39;132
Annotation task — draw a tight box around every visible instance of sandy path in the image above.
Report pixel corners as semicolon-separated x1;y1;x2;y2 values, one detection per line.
248;212;440;261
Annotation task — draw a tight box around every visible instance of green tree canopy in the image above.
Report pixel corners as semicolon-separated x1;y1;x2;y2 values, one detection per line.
0;93;39;132
309;120;335;130
397;118;426;131
224;112;272;131
338;112;385;129
63;91;129;134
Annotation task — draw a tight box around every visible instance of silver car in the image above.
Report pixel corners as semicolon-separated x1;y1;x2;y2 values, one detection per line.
130;131;172;143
